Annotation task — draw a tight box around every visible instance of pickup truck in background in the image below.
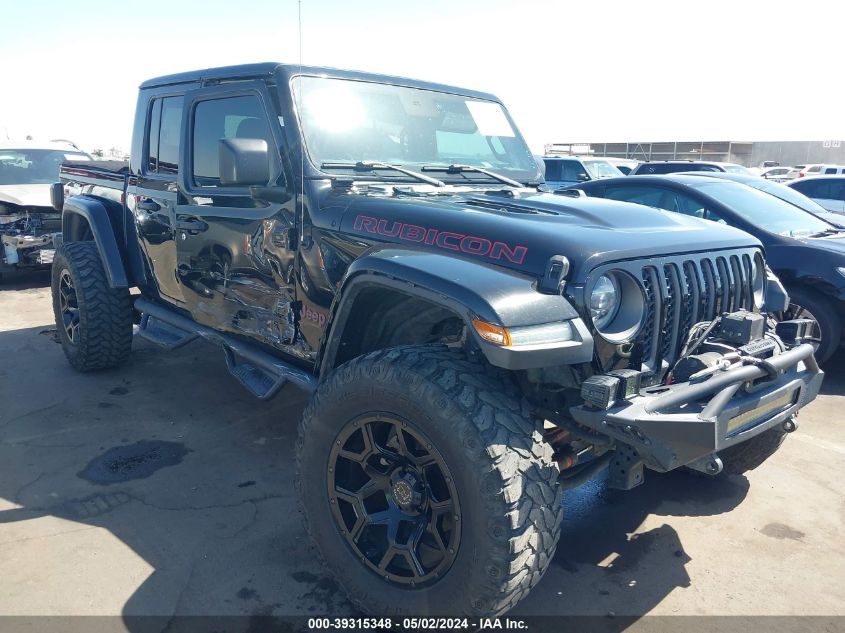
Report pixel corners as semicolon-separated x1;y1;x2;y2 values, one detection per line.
51;63;823;617
0;140;91;280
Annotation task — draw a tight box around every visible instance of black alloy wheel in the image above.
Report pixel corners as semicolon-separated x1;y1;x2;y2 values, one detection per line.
58;269;80;344
328;413;460;586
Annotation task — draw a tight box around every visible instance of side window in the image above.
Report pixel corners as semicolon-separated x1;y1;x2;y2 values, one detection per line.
146;99;161;172
561;160;589;182
604;185;668;208
145;95;184;175
825;167;837;174
792;180;816;196
543;160;562;181
673;191;725;222
191;94;273;188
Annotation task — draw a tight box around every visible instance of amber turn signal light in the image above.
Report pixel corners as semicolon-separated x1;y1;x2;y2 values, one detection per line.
471;319;511;346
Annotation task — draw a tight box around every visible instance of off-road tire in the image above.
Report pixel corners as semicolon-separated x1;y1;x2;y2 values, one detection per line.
719;426;788;475
296;345;563;616
51;241;133;371
782;285;840;365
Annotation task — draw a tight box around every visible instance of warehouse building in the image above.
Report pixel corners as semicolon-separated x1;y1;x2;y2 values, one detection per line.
545;140;845;168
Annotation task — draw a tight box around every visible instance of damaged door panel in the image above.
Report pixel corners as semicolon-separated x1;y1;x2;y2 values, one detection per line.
174;85;308;359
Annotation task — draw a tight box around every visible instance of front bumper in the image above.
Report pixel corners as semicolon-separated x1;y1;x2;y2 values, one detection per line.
1;232;59;268
570;343;823;472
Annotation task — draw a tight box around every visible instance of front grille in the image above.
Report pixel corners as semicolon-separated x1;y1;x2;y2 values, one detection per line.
638;251;757;378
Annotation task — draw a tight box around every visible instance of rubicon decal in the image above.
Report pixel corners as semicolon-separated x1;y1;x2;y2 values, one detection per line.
353;215;528;265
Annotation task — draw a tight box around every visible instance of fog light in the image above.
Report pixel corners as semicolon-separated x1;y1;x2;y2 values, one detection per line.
581;375;621;410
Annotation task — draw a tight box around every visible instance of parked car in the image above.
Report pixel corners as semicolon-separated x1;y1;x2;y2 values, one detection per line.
49;62;822;617
782;164;845;179
542;155;623;187
788;176;845;213
0;140;92;280
759;166;794;181
565;173;845;363
681;171;845;227
629;160;753;176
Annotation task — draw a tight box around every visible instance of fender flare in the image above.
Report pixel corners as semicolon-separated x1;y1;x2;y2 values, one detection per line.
62;196;129;288
318;246;593;375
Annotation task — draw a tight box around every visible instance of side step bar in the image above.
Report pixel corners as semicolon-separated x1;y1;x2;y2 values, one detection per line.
135;298;318;398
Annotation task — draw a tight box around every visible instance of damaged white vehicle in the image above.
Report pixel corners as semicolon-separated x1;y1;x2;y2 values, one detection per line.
0;141;92;280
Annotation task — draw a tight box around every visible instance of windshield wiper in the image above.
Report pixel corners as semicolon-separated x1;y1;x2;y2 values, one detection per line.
807;228;845;238
421;164;523;188
320;161;445;187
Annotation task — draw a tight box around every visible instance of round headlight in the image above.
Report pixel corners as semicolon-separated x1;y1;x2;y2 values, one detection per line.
590;275;619;330
589;271;646;343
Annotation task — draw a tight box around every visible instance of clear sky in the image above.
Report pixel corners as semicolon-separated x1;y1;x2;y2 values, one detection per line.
2;0;843;154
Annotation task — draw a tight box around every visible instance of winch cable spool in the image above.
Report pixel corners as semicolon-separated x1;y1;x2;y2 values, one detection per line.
670;313;786;385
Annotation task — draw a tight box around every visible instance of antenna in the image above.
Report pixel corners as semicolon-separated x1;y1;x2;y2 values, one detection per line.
298;0;305;245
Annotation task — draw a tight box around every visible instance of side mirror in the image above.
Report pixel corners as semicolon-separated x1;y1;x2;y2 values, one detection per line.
50;182;64;211
577;173;590;182
218;138;269;186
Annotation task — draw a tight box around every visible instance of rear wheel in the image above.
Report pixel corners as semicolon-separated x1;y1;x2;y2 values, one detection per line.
296;345;563;615
51;242;133;371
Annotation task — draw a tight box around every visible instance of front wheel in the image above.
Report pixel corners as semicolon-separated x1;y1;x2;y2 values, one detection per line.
780;286;840;364
51;242;133;371
719;426;788;475
296;345;563;616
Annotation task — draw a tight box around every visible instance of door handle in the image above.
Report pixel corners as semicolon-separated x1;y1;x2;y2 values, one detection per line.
175;216;209;233
136;199;161;213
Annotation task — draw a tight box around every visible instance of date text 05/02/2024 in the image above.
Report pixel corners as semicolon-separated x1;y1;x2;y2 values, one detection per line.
306;617;528;630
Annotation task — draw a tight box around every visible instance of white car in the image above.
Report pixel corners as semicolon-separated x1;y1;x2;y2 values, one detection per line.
0;140;92;279
787;175;845;213
759;165;794;181
784;164;845;179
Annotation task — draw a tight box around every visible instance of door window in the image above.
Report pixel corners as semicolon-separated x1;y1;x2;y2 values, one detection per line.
191;95;274;187
561;160;589;182
604;184;668;208
543;159;562;181
146;96;184;175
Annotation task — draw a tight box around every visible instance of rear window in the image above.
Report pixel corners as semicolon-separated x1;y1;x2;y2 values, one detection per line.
635;163;720;175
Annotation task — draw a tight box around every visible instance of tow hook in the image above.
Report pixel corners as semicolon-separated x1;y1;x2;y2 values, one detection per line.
782;415;798;433
687;454;724;476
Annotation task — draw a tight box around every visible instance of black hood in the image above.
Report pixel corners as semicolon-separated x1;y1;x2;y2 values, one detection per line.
327;188;761;282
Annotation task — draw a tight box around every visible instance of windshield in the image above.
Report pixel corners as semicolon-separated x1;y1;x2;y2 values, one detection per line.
742;178;830;214
292;76;539;183
690;181;834;237
721;163;753;175
583;160;623;179
0;149;91;185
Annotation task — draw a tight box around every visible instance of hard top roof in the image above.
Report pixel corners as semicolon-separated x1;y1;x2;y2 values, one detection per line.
139;62;500;102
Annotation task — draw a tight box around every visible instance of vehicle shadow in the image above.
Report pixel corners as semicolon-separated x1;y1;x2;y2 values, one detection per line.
513;467;748;626
0;269;51;290
0;322;750;630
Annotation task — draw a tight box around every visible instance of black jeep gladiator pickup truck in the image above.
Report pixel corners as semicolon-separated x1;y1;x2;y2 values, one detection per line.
51;63;823;616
